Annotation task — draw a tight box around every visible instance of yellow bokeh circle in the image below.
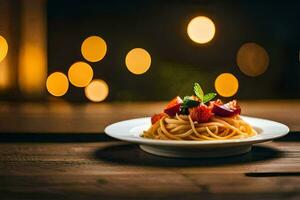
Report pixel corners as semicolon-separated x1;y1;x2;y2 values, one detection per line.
46;72;69;97
187;16;215;44
215;73;239;97
237;42;269;77
125;48;151;75
68;61;93;87
0;35;8;63
81;36;107;62
85;79;109;102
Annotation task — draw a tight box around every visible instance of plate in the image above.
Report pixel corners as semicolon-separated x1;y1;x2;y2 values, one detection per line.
104;116;289;158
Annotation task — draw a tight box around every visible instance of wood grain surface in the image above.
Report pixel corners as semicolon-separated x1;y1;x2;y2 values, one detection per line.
0;136;299;200
0;100;299;133
0;101;299;200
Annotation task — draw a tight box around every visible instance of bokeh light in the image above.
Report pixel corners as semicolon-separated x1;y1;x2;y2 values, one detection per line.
237;42;269;77
46;72;69;97
81;36;107;62
187;16;215;44
19;46;47;96
68;61;93;87
125;48;151;75
0;35;8;63
85;79;109;102
215;73;239;97
18;1;47;96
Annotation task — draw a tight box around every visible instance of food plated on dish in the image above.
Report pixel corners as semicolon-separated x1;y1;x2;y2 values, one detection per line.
143;83;256;141
104;83;289;158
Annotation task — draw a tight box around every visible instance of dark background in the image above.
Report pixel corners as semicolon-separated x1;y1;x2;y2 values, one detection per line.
47;0;300;102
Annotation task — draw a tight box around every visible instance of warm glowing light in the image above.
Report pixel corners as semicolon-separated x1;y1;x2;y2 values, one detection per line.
85;79;109;102
187;16;215;44
0;35;8;63
0;0;12;90
18;1;47;96
215;73;239;97
0;36;9;91
237;42;269;77
125;48;151;74
46;72;69;97
68;61;93;87
19;45;47;96
0;59;9;90
81;36;107;62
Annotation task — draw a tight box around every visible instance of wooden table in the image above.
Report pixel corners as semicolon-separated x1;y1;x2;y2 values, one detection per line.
0;101;299;200
0;100;299;133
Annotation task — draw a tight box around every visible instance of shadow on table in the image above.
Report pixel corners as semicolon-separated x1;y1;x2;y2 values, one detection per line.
93;144;283;167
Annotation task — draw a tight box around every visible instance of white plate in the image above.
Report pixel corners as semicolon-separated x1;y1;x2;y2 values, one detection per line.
104;116;289;158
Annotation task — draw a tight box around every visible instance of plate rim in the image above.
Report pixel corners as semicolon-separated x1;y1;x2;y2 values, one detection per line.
104;115;290;147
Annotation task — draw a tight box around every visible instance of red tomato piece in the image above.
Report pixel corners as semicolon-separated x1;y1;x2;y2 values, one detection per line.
212;100;241;117
151;113;165;124
189;105;213;123
164;96;183;116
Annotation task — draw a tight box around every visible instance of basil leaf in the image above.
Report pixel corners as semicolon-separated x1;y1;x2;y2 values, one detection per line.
203;93;217;103
193;83;204;102
180;96;200;115
183;99;200;108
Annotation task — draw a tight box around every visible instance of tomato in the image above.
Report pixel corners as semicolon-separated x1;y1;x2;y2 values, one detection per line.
151;113;165;124
165;96;183;109
164;96;183;116
189;105;213;123
208;99;223;109
212;100;241;117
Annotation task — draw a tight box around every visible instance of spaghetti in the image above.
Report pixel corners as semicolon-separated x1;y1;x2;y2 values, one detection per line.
142;114;257;140
141;83;257;141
